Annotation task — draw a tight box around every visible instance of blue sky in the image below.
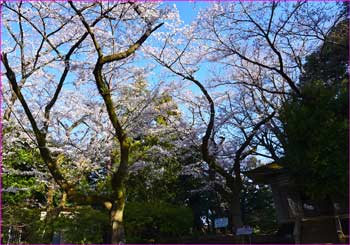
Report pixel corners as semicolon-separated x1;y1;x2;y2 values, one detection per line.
171;1;211;24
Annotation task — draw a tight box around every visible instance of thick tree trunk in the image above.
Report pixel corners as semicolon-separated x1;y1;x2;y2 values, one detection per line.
230;193;243;232
110;192;126;244
109;141;129;244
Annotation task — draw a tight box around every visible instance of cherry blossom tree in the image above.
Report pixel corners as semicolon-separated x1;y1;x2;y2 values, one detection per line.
145;15;277;230
2;1;178;243
3;1;345;242
191;1;346;231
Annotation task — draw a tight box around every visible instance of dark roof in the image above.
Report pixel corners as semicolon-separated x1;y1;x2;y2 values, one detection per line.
244;162;287;184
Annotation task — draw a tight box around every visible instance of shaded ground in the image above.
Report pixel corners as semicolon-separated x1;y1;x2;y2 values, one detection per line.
159;234;293;244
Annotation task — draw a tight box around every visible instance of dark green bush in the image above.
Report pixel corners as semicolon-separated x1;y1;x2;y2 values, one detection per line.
51;207;108;244
124;202;194;243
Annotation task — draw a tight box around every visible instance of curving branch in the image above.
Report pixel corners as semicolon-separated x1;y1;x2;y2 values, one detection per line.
1;3;119;205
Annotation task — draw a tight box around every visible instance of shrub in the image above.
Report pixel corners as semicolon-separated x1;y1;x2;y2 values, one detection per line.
124;202;193;243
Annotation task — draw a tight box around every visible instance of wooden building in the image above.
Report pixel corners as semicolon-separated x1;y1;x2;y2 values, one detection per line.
245;162;349;243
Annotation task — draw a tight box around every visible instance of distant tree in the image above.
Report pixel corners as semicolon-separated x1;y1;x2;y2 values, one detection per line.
280;18;349;200
241;180;277;234
2;142;48;243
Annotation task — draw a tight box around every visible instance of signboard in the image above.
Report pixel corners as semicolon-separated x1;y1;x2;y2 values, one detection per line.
214;217;228;228
236;226;253;235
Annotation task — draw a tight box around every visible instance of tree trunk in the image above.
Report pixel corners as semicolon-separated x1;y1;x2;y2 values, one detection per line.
230;193;243;233
108;139;129;244
110;187;126;244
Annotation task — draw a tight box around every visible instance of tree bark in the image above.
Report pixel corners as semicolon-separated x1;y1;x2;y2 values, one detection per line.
230;193;243;232
107;140;130;244
68;3;163;243
110;186;126;244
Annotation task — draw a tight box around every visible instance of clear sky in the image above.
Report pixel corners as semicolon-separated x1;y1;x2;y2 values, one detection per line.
171;1;211;24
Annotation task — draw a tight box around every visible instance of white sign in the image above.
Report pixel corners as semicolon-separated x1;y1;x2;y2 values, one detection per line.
40;211;47;221
214;217;228;228
236;226;253;235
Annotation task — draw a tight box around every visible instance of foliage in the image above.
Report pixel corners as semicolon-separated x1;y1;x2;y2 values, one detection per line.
2;144;49;244
49;207;109;244
281;81;348;199
126;143;213;235
127;158;182;203
124;202;194;243
2;205;108;244
241;182;278;234
280;19;349;200
1;206;45;244
2;149;46;204
301;19;349;87
2;2;347;243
